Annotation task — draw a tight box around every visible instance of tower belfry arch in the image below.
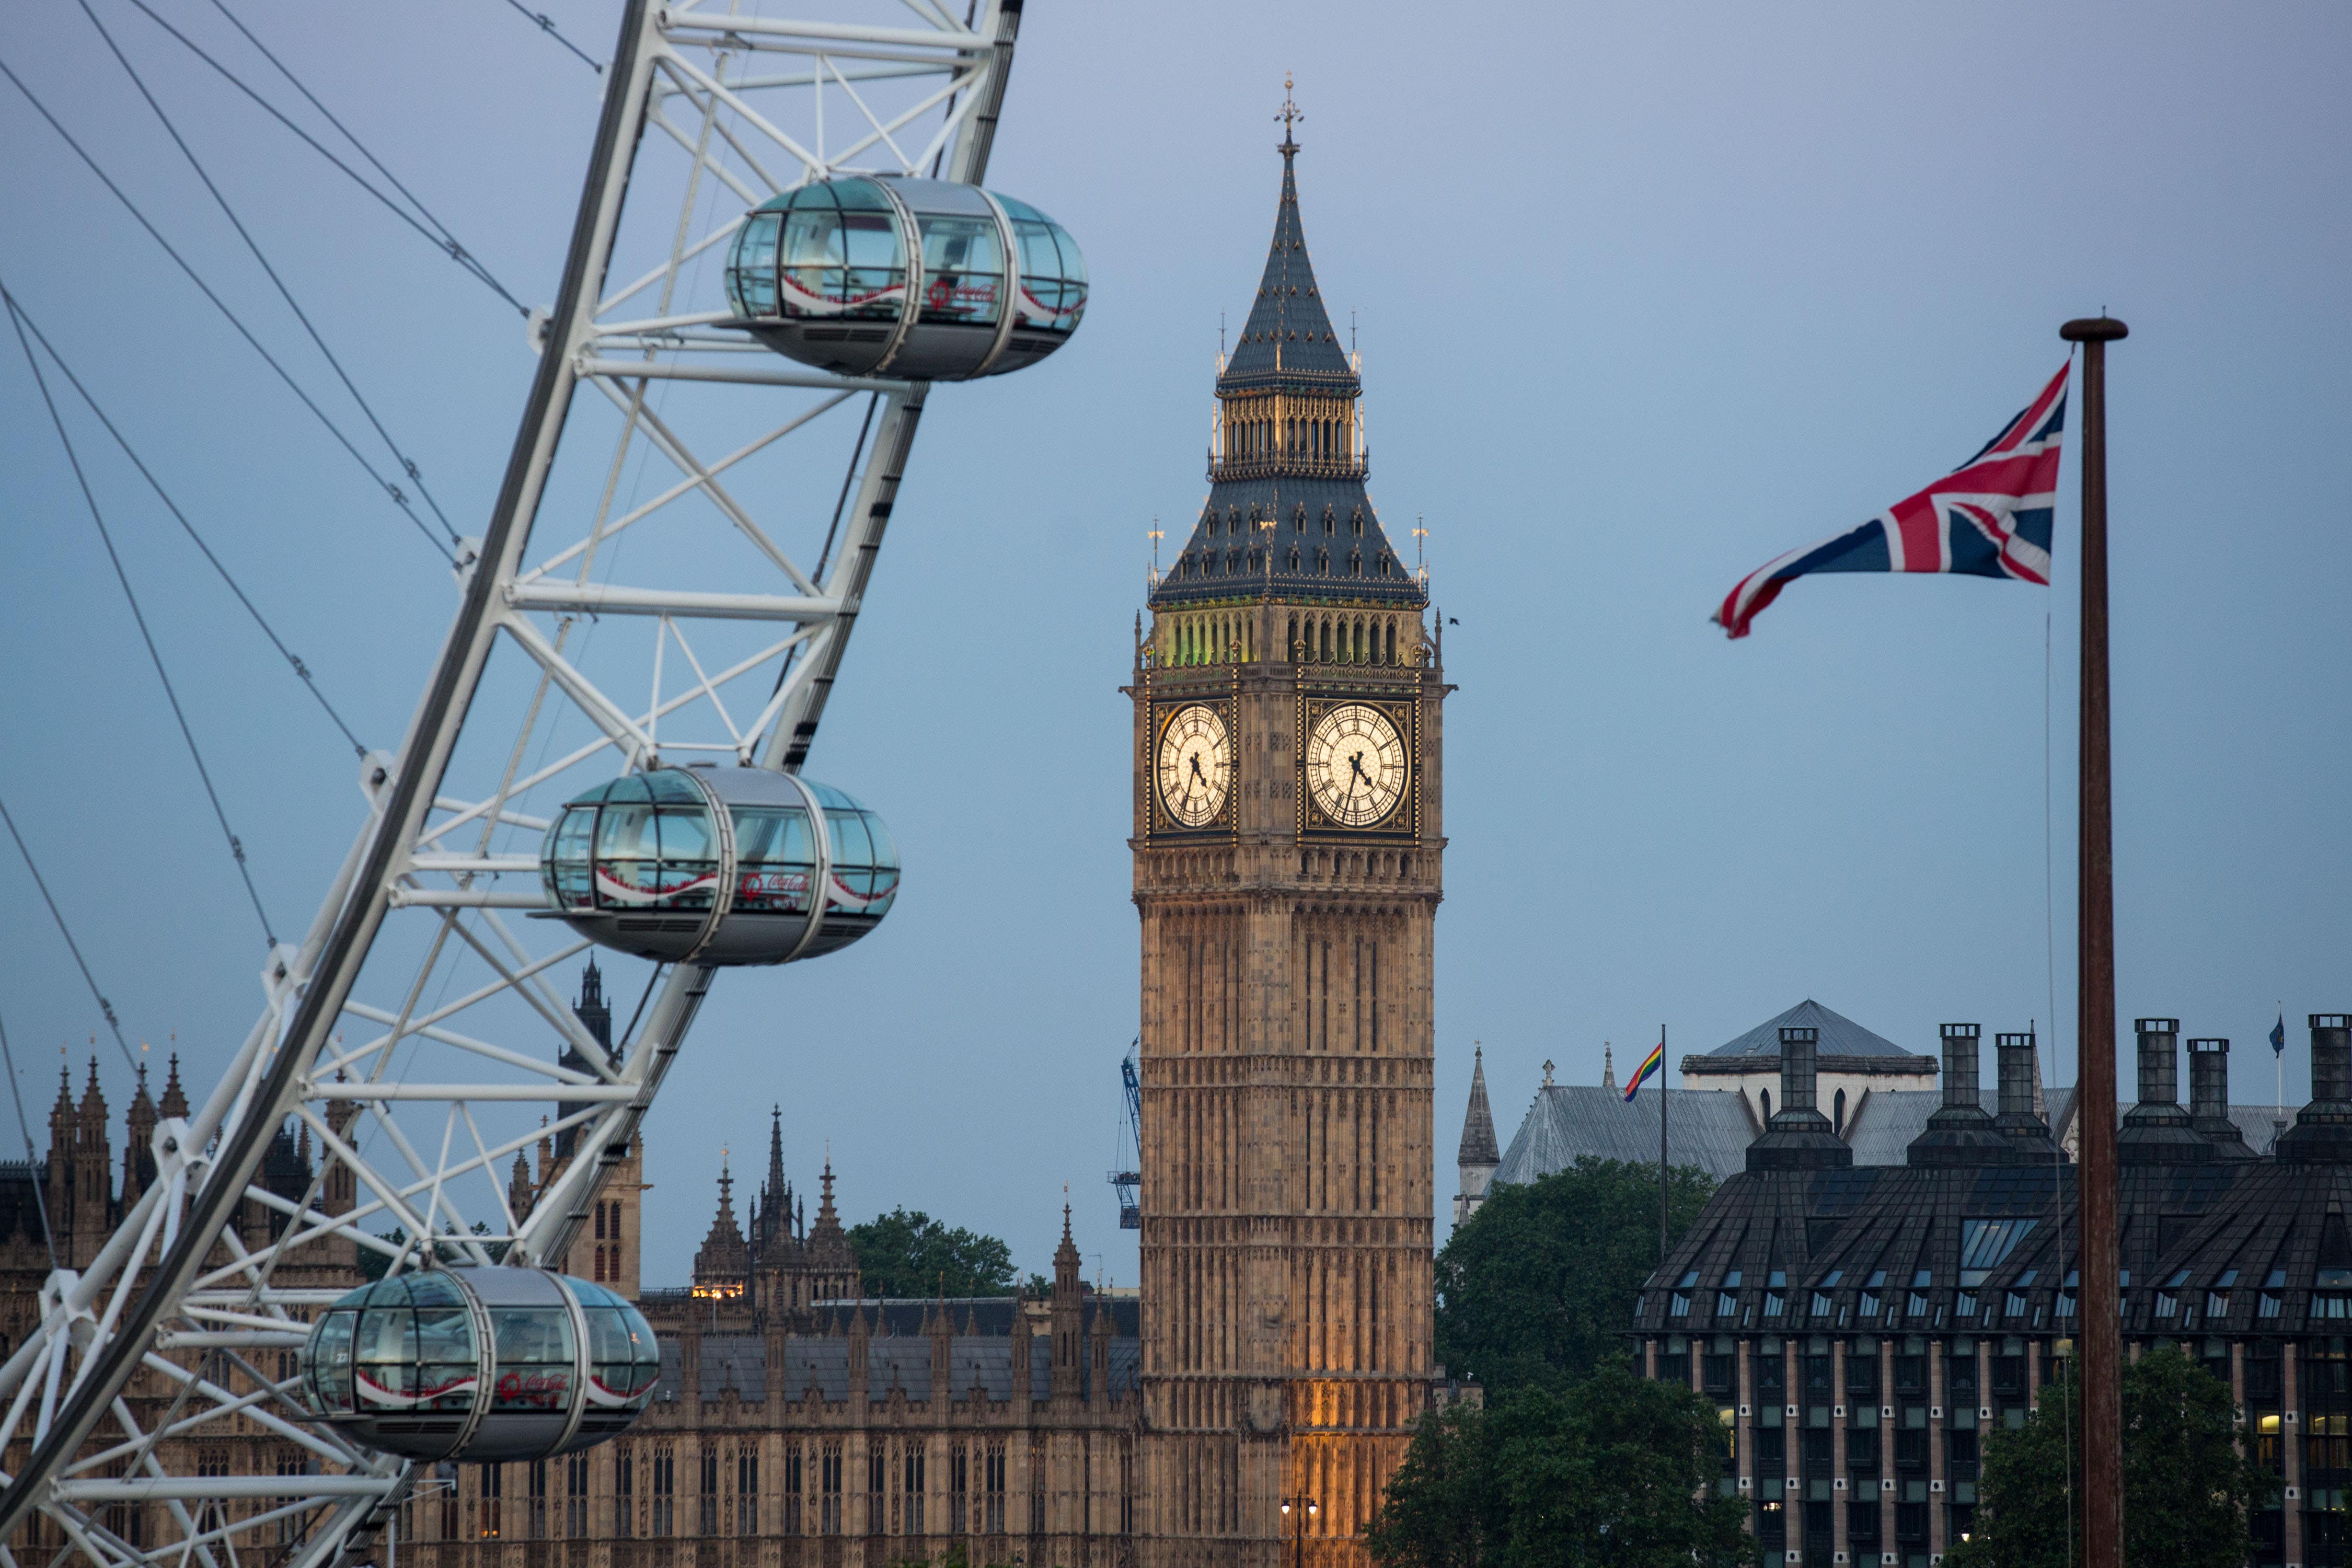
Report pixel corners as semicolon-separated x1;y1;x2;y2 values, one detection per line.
1132;95;1442;1568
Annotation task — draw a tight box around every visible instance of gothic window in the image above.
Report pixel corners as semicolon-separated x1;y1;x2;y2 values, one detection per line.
1207;512;1219;536
1226;549;1241;573
904;1447;926;1535
984;1441;1007;1534
1316;547;1329;575
1287;615;1298;657
595;1205;606;1240
1350;549;1362;577
867;1445;886;1536
1322;505;1336;536
1288;548;1301;572
478;1461;505;1540
700;1448;721;1536
821;1442;843;1536
1294;501;1307;528
784;1445;804;1536
738;1446;759;1536
1385;622;1397;664
1351;506;1365;537
1760;1088;1773;1122
1835;1089;1847;1135
527;1458;549;1541
650;1446;674;1537
566;1454;590;1538
615;1451;634;1539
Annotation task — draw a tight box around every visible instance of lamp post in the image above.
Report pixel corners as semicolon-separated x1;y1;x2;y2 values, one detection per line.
1278;1494;1319;1568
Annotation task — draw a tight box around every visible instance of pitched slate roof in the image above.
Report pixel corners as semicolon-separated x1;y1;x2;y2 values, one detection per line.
1698;999;1932;1065
1493;1087;1760;1185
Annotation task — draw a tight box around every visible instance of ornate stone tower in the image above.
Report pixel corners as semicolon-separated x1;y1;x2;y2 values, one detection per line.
1131;107;1442;1568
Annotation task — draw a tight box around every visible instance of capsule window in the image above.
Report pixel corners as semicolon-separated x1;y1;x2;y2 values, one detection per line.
491;1308;578;1413
916;214;1004;326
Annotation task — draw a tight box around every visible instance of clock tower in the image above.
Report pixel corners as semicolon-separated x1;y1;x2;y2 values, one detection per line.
1129;111;1443;1568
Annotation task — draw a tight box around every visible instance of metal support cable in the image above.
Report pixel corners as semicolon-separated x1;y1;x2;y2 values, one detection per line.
0;282;366;758
0;55;455;563
499;0;606;73
0;796;138;1075
6;290;279;950
0;1008;62;1273
130;0;532;315
78;0;462;543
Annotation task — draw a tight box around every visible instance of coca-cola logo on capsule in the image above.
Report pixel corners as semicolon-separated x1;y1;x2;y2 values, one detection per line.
495;1369;572;1409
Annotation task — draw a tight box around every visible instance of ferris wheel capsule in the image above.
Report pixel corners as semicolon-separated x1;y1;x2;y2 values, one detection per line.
723;176;1086;379
538;764;900;965
301;1267;660;1463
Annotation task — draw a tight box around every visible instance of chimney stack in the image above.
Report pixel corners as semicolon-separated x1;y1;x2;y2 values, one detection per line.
2119;1017;2209;1165
1993;1031;2056;1151
1909;1024;2013;1167
2186;1038;2255;1160
1744;1026;1851;1172
2280;1015;2352;1164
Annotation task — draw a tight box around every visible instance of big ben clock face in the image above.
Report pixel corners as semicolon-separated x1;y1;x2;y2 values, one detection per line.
1157;704;1232;827
1306;704;1409;828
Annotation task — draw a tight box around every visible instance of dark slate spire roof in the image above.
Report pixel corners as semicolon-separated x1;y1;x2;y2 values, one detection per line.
1149;131;1423;612
1457;1047;1500;1168
1217;137;1356;395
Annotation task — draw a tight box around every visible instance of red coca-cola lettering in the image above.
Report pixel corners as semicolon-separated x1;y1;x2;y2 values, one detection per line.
494;1369;572;1409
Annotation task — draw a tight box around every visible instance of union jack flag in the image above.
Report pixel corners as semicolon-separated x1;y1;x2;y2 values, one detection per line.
1714;364;2070;639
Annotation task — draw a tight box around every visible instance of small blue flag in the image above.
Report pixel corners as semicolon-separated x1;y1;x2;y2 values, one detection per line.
2273;1012;2288;1056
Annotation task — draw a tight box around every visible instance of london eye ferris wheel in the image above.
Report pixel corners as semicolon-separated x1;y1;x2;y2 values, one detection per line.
0;1;1079;1560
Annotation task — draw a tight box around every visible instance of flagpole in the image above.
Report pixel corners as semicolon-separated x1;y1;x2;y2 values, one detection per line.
1658;1027;1669;1265
2062;312;2127;1568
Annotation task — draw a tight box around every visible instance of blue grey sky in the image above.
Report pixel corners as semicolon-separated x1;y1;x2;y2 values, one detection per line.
1;1;2346;1290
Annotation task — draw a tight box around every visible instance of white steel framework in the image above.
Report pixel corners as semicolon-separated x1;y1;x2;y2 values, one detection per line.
0;1;1025;1560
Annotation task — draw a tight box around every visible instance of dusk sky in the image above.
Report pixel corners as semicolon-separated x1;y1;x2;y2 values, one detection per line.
2;0;2347;1288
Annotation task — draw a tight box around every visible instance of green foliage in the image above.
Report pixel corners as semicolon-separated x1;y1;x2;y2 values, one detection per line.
1436;1157;1716;1392
846;1207;1017;1298
1943;1344;2276;1568
1368;1355;1756;1568
1023;1272;1053;1298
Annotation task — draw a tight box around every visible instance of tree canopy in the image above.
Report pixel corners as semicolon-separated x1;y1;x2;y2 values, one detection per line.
1368;1355;1755;1568
1436;1156;1716;1393
846;1207;1017;1298
1942;1344;2275;1568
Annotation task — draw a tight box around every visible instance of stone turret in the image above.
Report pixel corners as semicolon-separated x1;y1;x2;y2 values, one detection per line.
1051;1205;1083;1401
693;1156;750;1297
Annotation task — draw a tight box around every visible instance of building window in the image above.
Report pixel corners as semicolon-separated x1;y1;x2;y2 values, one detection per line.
700;1447;720;1536
615;1449;634;1538
651;1446;674;1537
985;1442;1006;1534
438;1463;462;1541
737;1446;759;1536
1030;1436;1046;1535
475;1462;503;1540
527;1458;548;1540
1834;1088;1846;1134
952;1444;969;1534
821;1442;843;1536
868;1445;886;1536
566;1454;590;1538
